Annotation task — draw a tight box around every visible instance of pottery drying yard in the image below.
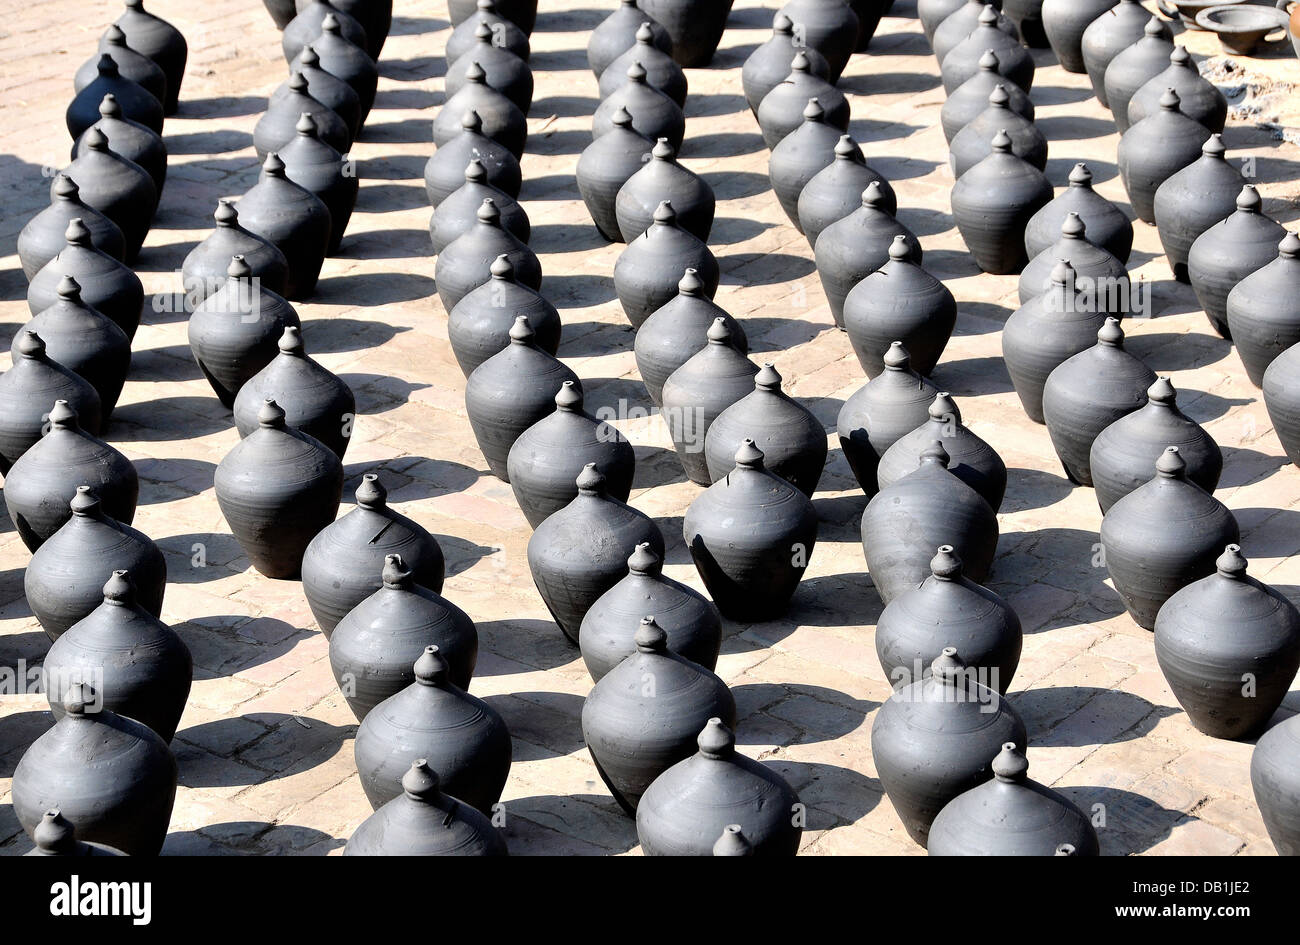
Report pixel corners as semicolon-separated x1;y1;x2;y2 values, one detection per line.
1;0;1299;856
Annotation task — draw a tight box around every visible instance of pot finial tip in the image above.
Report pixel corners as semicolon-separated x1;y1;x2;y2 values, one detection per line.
257;398;286;428
401;760;440;800
1155;445;1186;479
734;438;765;469
697;717;735;758
627;542;661;575
992;742;1029;782
413;645;450;686
576;463;606;494
1216;544;1247;578
1147;376;1176;406
634;616;668;653
930;545;963;580
355;473;387;508
555;379;583;411
713;824;752;856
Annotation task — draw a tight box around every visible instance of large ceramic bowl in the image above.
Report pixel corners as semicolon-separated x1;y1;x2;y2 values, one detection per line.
1196;3;1293;53
1158;0;1238;28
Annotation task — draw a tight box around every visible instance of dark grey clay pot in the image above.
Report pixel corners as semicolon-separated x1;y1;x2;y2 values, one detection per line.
17;175;125;281
1018;212;1129;309
181;200;289;310
941;50;1036;145
941;6;1035;94
768;99;843;231
275;45;362;139
25;810;126;857
1118;88;1210;225
446;22;535;114
424;109;523;207
330;555;478;719
600;23;687;107
934;0;1018;64
71;94;167;196
1188;185;1286;340
236;153;331;300
28;217;143;340
302;474;445;638
1262;341;1300;468
1042;0;1116;72
25;486;166;642
507;381;636;528
430;159;530;257
1025;163;1133;264
797;135;898;250
1154;135;1245;283
450;0;531;64
1082;0;1152;107
1089;377;1222;513
682;439;819;621
950;130;1052;274
0;332;101;475
1155;545;1300;740
588;0;671;78
755;52;850;151
278;112;359;254
283;2;369;66
634;268;746;406
296;0;391;58
1100;446;1240;630
638;0;733;67
527;464;665;644
465;316;579;481
950;85;1048;180
449;0;535;32
616;138;714;243
114;0;187;114
431;63;527;159
1251;715;1300;855
76;25;168;107
1229;234;1300;387
288;14;377;122
777;0;859;81
1104;15;1175;134
354;646;510;814
66;55;163;141
579;542;723;682
56;128;156;263
741;13;832;116
253;72;351;163
1127;47;1227;134
871;648;1027;845
582;618;736;813
919;0;987;42
436;198;541;313
577;106;653;242
592;63;685;152
614;201;720;329
449;255;561;378
877;392;1007;510
837;343;939;495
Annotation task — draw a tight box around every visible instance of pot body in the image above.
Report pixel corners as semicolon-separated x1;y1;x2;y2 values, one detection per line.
836;362;939;496
435;221;541;314
1105;31;1176;135
1025;184;1133;264
1090;398;1222;513
448;278;561;377
634;291;748;406
577;125;653;242
1118;112;1211;224
1251;715;1300;855
638;0;734;67
777;0;859;81
1263;342;1300;467
424;130;523;207
614;227;719;329
1042;0;1116;71
1228;253;1300;387
29;242;144;339
1189;212;1287;340
950;154;1053;274
1082;1;1154;106
1002;288;1106;424
188;282;300;407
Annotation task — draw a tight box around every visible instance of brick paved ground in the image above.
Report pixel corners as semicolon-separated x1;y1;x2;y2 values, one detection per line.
0;0;1297;855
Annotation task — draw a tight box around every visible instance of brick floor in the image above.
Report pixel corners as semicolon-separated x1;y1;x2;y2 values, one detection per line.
0;0;1298;856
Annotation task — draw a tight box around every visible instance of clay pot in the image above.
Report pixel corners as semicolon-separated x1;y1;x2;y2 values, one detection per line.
0;332;101;474
579;543;723;682
1025;163;1133;264
588;0;670;77
446;22;535;114
284;45;363;139
941;50;1036;145
637;0;733;67
1090;377;1222;513
355;646;510;813
934;0;1017;63
1230;234;1300;387
877;556;1021;694
2;400;136;551
465;316;578;481
816;182;922;329
231;327;354;458
768;99;843;230
1128;47;1227;134
279;113;358;255
25;810;126;857
1081;0;1154;106
114;0;186;114
330;555;477;719
430;160;530;257
182;201;290;309
1155;545;1300;740
188;255;301;407
1189;185;1287;340
267;0;298;30
215;399;344;579
237;154;331;300
636;718;802;855
849;0;891;50
941;6;1035;94
253;73;351;162
950;85;1049;180
1101;446;1240;630
583;617;736;813
436;198;541;313
57;128;157;263
17;175;125;281
683;439;819;620
872;648;1026;845
919;0;994;42
344;761;508;856
297;0;391;57
66;55;163;141
1153;135;1241;283
756;52;850;151
28;219;143;340
1118;89;1210;225
1042;0;1116;72
577;106;653;242
449;0;536;33
1005;0;1049;47
527;465;665;643
12;683;177;856
862;441;999;604
1041;318;1156;486
592;63;686;153
601;23;688;107
704;365;827;496
71;94;167;195
18;278;131;420
76;25;168;108
424;109;523;207
634;268;747;406
614;201;720;329
927;743;1100;855
1262;342;1300;468
877;392;1006;510
950;130;1052;274
289;14;378;123
1105;15;1176;134
1251;714;1300;855
1018;212;1129;308
843;237;956;379
776;0;860;82
283;2;369;66
616;139;714;244
798;135;898;250
44;571;191;742
837;343;940;495
507;381;635;528
431;63;527;159
25;486;166;642
742;13;832;115
661;319;759;485
449;255;561;377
